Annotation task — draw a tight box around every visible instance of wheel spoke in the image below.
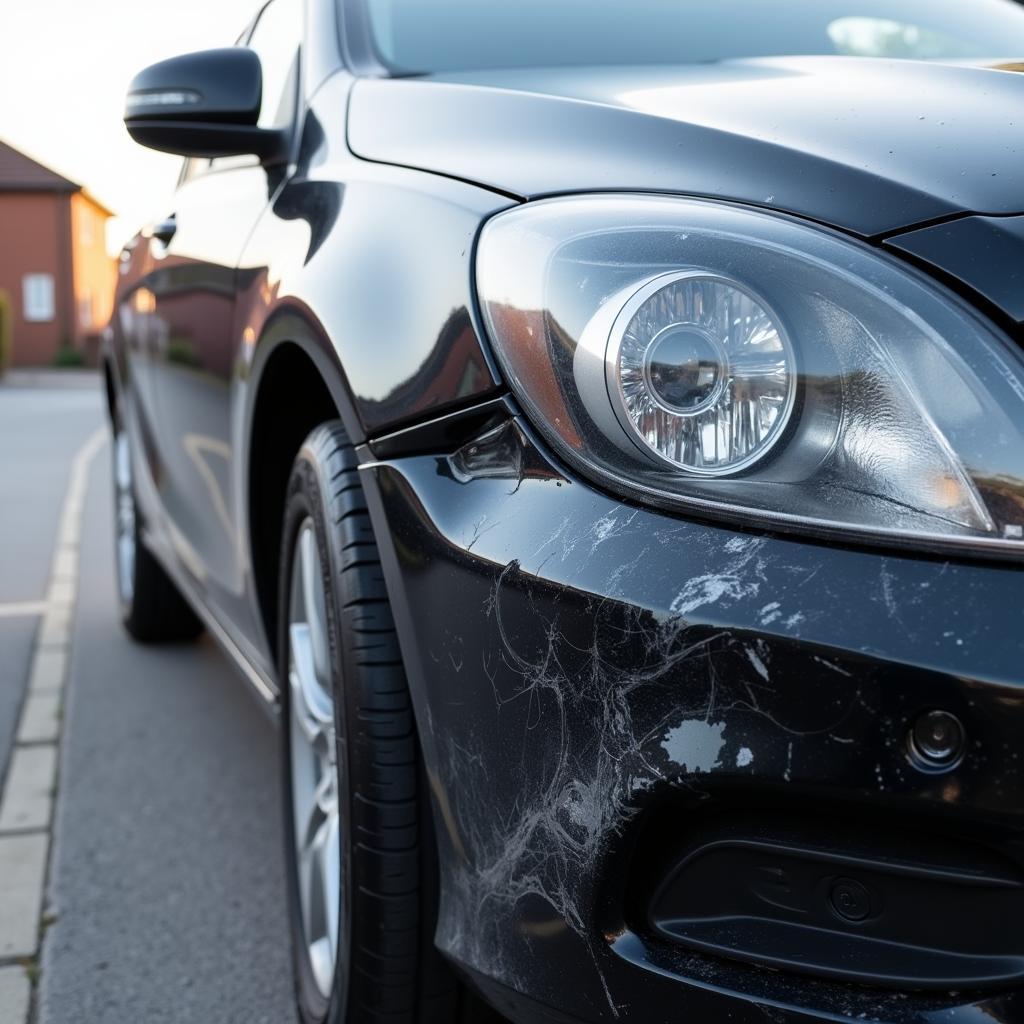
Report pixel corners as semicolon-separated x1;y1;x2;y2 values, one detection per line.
299;528;330;687
324;814;340;964
290;625;332;743
112;429;136;604
115;432;132;490
305;802;337;996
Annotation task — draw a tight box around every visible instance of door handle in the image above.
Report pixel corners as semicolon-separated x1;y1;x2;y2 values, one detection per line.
151;215;177;245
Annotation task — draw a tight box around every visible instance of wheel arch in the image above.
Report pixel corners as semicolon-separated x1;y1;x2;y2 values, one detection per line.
244;309;365;663
248;315;489;988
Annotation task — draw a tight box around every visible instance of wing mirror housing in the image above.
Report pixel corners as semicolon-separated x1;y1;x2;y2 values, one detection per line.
124;48;288;163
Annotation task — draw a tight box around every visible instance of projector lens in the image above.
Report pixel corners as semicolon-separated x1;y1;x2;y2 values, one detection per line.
611;273;796;475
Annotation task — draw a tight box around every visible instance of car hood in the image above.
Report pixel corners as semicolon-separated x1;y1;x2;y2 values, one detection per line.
348;56;1024;237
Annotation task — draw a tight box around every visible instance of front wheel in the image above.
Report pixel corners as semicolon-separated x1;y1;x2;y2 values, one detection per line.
279;422;474;1024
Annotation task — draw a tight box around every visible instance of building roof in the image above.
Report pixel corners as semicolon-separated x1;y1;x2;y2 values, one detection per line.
0;138;80;194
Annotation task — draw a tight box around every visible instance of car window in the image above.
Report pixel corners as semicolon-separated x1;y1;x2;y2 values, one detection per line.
191;0;301;180
178;157;210;186
249;0;302;129
357;0;1024;73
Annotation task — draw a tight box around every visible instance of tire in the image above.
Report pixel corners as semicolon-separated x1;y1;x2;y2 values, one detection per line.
111;408;203;644
279;422;480;1024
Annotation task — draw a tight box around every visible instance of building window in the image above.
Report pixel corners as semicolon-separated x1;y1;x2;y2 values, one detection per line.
23;274;55;323
79;293;94;330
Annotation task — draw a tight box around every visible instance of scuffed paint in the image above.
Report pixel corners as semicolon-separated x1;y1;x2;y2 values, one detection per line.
661;719;727;772
430;538;877;1016
435;560;744;1013
373;423;1024;1024
745;645;771;682
670;538;767;618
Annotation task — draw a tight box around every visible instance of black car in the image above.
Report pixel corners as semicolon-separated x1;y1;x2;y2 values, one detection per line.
106;1;1024;1022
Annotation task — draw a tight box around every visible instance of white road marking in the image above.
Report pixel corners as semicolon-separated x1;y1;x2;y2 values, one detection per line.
0;603;46;619
0;426;106;1017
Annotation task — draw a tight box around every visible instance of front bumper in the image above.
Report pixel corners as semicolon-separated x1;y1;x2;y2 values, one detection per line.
361;415;1024;1024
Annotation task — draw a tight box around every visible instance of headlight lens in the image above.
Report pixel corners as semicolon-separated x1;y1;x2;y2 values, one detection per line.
476;196;1024;556
589;271;796;475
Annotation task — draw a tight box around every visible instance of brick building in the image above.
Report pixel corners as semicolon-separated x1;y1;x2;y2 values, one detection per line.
0;139;116;367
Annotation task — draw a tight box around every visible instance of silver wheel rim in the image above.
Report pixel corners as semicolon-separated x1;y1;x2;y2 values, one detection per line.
113;428;136;605
288;520;341;1001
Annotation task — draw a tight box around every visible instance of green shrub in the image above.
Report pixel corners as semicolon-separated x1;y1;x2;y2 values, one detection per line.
166;335;201;368
52;343;85;368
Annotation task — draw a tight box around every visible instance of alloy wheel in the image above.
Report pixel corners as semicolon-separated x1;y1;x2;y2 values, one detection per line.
287;520;342;1002
113;426;136;605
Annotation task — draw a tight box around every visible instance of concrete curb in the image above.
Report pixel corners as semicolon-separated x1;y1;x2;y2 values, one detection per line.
0;427;106;1023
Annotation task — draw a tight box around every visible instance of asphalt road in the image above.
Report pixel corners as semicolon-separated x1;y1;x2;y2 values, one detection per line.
0;374;297;1022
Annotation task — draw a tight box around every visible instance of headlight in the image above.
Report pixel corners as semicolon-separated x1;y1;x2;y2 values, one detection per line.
476;196;1024;556
579;271;797;475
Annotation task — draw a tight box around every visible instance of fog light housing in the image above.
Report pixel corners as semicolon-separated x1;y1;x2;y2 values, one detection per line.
908;710;965;772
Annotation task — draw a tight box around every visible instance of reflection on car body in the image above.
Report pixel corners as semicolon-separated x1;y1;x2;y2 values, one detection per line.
106;1;1024;1022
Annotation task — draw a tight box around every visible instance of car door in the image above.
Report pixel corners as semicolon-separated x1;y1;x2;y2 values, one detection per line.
144;0;302;637
113;230;164;487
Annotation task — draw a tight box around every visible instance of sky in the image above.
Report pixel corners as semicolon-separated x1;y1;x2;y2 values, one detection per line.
0;0;262;254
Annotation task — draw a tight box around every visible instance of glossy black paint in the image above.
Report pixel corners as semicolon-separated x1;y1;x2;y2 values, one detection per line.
111;61;509;683
885;215;1024;327
126;48;262;124
237;74;507;436
348;59;1024;237
144;160;277;641
361;414;1024;1024
124;48;289;161
106;2;1024;1021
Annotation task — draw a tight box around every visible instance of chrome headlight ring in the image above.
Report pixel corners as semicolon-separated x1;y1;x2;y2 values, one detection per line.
575;270;797;477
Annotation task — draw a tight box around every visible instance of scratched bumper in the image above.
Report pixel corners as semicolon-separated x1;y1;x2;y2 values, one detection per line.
361;417;1024;1024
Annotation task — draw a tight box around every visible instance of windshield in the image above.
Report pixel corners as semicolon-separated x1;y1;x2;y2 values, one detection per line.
357;0;1024;74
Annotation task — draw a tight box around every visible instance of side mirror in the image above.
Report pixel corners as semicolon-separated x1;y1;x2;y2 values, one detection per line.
124;48;287;163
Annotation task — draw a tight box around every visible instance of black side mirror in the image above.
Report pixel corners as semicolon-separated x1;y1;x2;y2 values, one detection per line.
124;48;287;163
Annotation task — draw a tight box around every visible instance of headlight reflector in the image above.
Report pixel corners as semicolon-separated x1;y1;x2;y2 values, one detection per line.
588;271;796;475
476;195;1024;557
